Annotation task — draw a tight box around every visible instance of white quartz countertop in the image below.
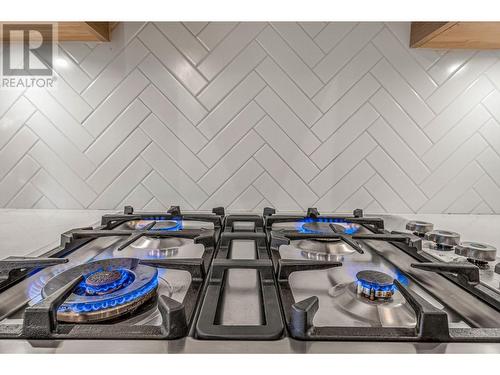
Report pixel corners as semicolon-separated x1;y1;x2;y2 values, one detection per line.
0;209;112;258
0;209;499;258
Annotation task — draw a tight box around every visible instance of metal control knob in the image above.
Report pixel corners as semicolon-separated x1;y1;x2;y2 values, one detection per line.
455;242;497;262
424;230;460;248
406;220;434;236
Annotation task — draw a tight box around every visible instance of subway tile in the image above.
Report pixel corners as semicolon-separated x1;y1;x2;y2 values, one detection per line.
371;59;434;128
199;130;264;195
25;88;94;151
197;102;265;167
138;24;207;94
256;57;322;126
313;44;382;112
82;38;149;107
372;28;437;98
368;117;430;184
314;23;383;83
257;26;323;97
311;103;379;169
256;87;321;155
312;74;380;141
156;22;208;65
198;41;266;109
139;55;207;124
27;112;95;179
271;22;324;67
140;114;207;180
198;22;266;80
197;72;265;138
255;116;320;182
426;52;497;113
139;85;207;152
83;69;149;137
424;77;494;142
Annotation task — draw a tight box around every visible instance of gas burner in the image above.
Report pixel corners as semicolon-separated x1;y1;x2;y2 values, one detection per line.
301;221;333;234
455;242;497;269
293;238;356;262
424;230;460;250
406;220;434;237
356;270;395;301
328;278;416;327
126;220;182;231
42;258;158;323
300;221;360;235
115;236;185;258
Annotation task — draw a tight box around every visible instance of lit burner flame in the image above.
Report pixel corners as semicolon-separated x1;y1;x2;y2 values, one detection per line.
136;219;182;231
57;268;158;314
356;270;395;301
298;218;360;235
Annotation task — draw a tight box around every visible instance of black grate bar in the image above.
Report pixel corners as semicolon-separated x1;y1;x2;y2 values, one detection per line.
0;256;68;282
411;262;480;285
116;220;156;251
139;258;205;280
23;275;83;338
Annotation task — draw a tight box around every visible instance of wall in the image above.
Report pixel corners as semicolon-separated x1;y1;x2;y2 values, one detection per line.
1;22;500;213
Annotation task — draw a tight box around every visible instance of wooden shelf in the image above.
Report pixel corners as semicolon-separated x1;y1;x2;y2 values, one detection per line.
411;22;500;49
1;22;115;42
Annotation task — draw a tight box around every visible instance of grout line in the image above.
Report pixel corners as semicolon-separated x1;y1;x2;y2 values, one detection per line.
195;22;241;68
364;155;413;212
266;23;325;89
196;149;266;209
311;22;359;68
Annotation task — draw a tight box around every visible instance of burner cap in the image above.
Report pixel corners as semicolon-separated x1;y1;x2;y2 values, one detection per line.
356;270;395;301
455;242;497;263
84;269;130;296
86;270;121;287
406;220;434;236
424;230;460;249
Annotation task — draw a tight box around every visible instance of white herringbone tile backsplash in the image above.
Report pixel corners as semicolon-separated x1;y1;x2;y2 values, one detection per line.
1;22;500;213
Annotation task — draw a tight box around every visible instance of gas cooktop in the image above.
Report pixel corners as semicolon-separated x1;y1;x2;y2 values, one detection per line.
0;206;499;353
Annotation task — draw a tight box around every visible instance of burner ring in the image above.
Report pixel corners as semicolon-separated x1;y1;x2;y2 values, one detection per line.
301;222;334;234
300;221;360;234
127;220;182;231
82;269;133;296
42;258;158;323
356;270;395;301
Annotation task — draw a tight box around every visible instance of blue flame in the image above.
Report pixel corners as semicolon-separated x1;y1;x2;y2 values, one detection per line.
58;271;158;314
395;270;410;287
356;279;396;293
298;217;360;235
138;219;183;231
74;269;133;296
